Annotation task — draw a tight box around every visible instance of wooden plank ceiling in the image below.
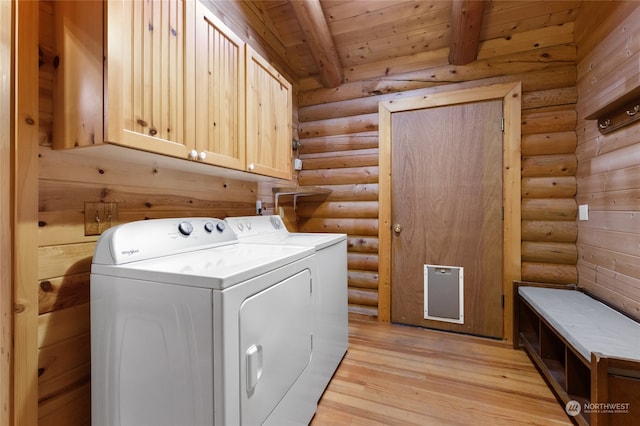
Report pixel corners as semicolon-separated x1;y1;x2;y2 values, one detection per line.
248;0;582;88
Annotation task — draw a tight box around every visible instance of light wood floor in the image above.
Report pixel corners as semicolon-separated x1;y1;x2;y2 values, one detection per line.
311;315;573;425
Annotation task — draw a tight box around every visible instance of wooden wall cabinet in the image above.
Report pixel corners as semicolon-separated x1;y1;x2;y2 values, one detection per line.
246;46;293;181
54;0;292;181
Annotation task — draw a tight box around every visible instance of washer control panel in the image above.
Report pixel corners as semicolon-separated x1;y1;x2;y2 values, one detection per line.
93;218;238;265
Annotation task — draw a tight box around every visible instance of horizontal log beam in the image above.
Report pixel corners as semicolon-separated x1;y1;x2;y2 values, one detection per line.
300;152;378;170
347;237;379;254
522;242;578;264
521;220;577;243
298;218;378;236
522;108;577;134
348;253;379;272
348;270;379;290
296;201;379;219
521;176;576;198
348;288;378;307
299;132;378;155
298;166;379;186
522;154;577;177
521;198;577;221
521;262;577;284
296;184;379;202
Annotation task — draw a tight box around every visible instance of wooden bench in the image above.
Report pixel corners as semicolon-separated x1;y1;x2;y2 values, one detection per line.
513;281;640;426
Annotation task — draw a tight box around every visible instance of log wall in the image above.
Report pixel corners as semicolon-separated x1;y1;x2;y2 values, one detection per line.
297;25;579;317
574;2;640;319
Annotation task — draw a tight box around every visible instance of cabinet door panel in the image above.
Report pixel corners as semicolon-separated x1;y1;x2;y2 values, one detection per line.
107;0;191;158
194;2;245;169
246;47;292;181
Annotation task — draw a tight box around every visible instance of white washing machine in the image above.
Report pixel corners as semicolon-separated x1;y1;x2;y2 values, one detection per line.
224;215;348;407
90;217;319;426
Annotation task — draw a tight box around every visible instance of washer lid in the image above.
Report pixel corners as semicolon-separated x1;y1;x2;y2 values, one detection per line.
91;243;314;290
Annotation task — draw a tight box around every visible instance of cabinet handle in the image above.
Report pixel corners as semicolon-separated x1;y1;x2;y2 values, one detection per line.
189;149;198;160
248;163;255;171
198;151;206;161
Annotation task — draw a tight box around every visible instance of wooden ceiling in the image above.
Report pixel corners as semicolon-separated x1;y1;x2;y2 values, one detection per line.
245;0;582;88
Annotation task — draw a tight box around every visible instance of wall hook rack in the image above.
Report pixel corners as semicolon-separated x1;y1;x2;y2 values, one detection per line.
595;96;640;135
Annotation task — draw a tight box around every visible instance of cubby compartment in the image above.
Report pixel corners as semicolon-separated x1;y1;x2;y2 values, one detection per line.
566;347;591;401
518;300;540;352
539;321;567;388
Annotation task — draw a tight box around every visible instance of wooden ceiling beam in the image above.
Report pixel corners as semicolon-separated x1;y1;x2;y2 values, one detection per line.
448;0;487;65
290;0;344;88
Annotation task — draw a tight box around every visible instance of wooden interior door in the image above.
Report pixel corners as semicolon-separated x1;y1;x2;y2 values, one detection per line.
390;100;504;338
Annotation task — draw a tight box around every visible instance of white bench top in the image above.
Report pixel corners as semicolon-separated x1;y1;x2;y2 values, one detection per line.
519;287;640;361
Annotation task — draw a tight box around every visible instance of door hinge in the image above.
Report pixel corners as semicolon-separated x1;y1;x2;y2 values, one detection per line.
501;117;505;132
501;294;505;309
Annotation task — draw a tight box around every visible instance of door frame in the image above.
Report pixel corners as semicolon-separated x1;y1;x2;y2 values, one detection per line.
378;82;522;342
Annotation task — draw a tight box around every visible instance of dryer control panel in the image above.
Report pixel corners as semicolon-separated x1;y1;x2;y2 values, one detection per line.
225;215;288;237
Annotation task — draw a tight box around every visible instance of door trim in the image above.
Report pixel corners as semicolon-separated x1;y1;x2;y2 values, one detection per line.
378;82;522;342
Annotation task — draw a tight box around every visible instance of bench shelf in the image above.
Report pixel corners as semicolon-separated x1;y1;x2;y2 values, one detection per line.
513;281;640;426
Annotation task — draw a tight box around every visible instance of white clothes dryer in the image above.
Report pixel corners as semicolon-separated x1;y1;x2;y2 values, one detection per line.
224;215;348;406
90;217;318;426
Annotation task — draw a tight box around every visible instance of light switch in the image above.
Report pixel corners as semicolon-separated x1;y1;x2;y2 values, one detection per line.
578;204;589;221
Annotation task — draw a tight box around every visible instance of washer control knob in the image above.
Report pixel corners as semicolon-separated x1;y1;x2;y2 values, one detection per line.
178;221;193;236
204;222;215;233
216;222;226;232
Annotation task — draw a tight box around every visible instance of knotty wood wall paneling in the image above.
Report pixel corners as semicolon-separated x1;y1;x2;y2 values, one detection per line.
0;1;12;423
574;2;640;319
36;2;272;424
297;24;579;317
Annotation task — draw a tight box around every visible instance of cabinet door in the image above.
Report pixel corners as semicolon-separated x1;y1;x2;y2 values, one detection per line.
105;0;193;158
246;46;293;181
194;1;245;170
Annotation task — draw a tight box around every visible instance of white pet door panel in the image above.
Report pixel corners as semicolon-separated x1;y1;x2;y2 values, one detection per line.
424;265;464;324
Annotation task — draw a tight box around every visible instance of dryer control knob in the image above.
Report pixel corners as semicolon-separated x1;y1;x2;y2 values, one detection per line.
216;222;226;232
178;221;193;236
204;222;215;233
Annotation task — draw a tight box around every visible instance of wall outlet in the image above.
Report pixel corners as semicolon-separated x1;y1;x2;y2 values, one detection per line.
294;158;303;170
85;202;118;236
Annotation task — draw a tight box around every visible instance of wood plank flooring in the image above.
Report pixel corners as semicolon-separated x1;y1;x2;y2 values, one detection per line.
311;315;572;425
